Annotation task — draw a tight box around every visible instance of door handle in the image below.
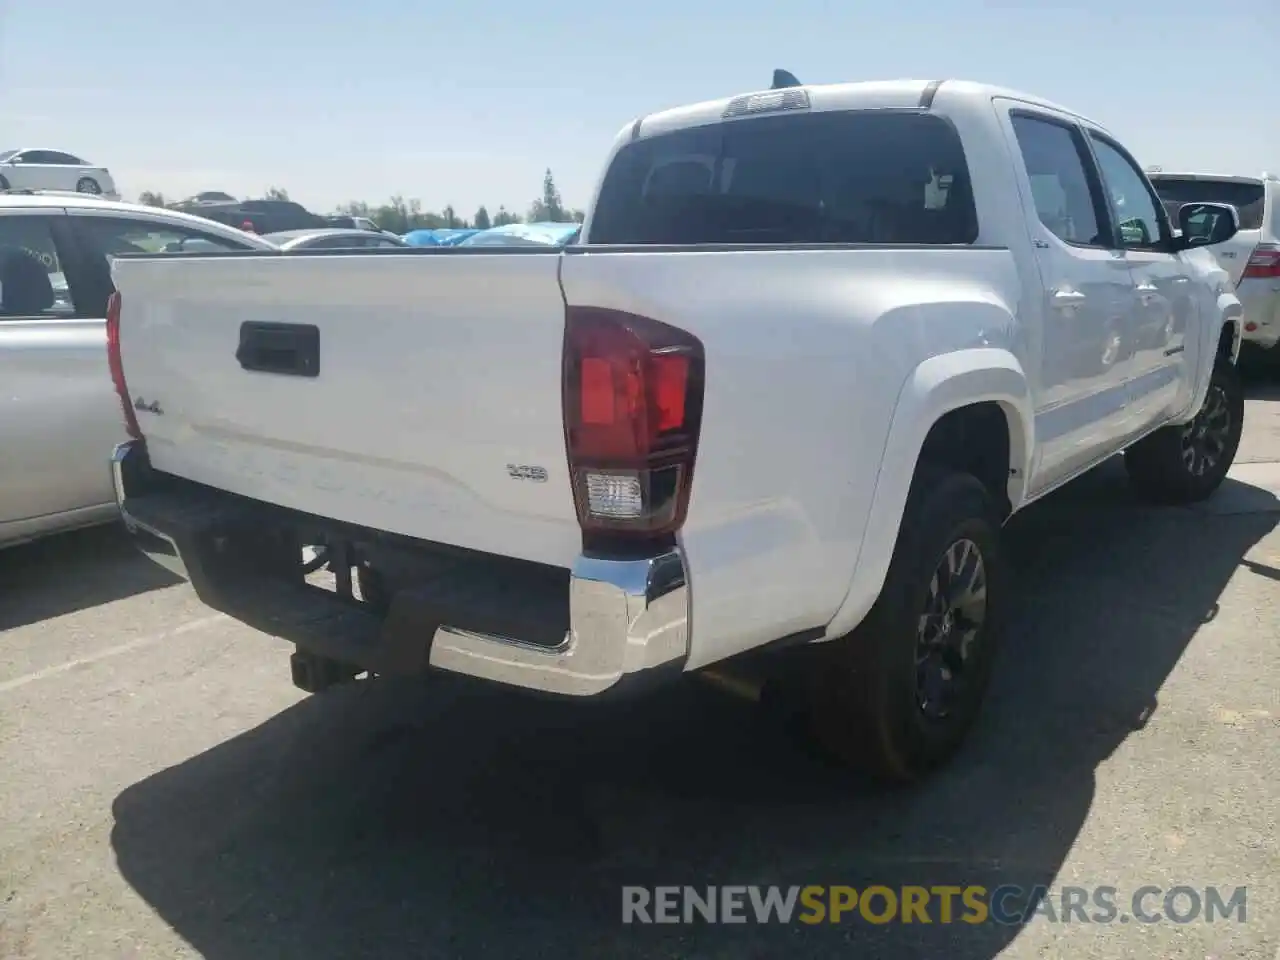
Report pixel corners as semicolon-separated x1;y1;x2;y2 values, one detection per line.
236;322;321;377
1052;288;1087;304
1135;283;1158;292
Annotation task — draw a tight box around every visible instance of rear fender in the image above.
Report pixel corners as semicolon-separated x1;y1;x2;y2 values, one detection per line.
821;348;1033;640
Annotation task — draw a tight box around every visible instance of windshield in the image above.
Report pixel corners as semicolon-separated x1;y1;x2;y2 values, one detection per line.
1150;177;1265;231
0;149;18;162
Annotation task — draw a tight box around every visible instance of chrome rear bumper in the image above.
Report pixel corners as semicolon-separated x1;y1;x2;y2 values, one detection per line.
110;440;689;697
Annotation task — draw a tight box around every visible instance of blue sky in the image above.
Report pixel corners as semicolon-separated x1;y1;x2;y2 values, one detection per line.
1;0;1274;216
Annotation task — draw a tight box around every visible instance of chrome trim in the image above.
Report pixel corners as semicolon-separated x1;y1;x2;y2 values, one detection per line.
110;440;188;578
109;440;133;513
427;549;690;696
111;436;690;697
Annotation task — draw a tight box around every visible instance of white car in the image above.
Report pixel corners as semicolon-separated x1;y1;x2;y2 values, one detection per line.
107;77;1243;783
0;192;276;549
0;149;119;199
1149;172;1280;353
262;228;408;251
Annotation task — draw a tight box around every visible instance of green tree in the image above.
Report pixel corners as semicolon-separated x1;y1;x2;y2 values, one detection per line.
492;205;520;227
473;205;491;230
137;190;166;207
527;168;565;222
374;195;412;234
443;204;459;229
265;186;290;201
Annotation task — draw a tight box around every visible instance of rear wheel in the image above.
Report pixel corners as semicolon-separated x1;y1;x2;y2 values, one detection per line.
75;177;101;195
1125;360;1243;504
807;468;1010;783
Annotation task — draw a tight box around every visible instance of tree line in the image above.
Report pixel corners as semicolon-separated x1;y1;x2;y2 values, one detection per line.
136;169;585;234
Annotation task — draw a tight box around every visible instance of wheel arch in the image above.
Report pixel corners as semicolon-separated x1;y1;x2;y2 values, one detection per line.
821;348;1033;641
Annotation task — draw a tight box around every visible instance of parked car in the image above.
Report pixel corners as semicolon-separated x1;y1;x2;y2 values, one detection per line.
458;222;580;247
167;197;328;234
324;215;384;233
262;228;408;251
0;193;275;549
1149;172;1279;356
180;191;238;204
0;149;119;198
107;77;1244;782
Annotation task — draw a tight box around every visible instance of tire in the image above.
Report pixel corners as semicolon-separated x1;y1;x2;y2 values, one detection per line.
75;177;101;195
1124;359;1243;505
807;467;1010;783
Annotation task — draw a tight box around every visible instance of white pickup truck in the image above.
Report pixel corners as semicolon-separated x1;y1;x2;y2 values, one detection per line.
107;77;1245;782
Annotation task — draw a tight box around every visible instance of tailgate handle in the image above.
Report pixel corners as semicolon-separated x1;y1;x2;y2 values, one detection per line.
236;322;320;378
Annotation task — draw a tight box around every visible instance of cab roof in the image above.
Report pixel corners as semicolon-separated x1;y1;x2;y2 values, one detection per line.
629;78;1108;142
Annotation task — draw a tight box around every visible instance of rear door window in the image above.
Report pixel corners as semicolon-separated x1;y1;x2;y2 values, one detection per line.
74;217;254;257
1150;177;1265;230
1009;114;1108;248
69;216;257;315
589;109;978;245
0;215;79;317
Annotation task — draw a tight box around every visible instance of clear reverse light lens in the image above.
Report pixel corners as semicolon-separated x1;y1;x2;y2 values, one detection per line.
585;472;643;519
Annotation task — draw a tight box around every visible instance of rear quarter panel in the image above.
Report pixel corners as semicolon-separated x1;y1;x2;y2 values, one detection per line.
561;246;1025;668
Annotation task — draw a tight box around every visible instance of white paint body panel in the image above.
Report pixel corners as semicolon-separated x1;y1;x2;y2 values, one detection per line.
109;79;1242;670
111;252;584;569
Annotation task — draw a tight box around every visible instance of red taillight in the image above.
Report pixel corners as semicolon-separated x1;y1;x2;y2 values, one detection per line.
106;291;142;440
562;306;704;540
1242;243;1280;280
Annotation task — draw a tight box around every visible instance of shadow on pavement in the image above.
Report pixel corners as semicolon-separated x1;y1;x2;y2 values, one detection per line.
109;463;1276;959
1240;362;1280;400
0;523;181;632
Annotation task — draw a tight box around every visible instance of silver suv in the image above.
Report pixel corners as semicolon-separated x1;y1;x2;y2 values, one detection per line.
1150;171;1280;354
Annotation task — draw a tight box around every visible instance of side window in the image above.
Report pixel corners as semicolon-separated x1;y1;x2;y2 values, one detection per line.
1088;136;1168;250
1009;114;1107;247
75;217;252;257
0;216;76;318
19;151;55;164
44;152;84;165
69;217;254;315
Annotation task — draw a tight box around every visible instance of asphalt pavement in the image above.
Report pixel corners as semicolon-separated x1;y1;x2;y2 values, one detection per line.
2;384;1279;959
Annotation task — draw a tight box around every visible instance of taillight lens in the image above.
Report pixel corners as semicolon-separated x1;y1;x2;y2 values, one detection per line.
1242;243;1280;280
106;291;142;440
562;306;704;540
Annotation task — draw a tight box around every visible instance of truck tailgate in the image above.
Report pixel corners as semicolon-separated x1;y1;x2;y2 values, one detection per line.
110;251;581;568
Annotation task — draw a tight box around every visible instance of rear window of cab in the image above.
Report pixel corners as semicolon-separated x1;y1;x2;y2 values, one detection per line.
589;109;978;246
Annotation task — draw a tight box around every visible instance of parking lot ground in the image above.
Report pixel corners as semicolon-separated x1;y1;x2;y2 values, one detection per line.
2;389;1280;959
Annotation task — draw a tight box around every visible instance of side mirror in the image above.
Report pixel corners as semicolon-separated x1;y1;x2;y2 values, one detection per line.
1175;202;1239;250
